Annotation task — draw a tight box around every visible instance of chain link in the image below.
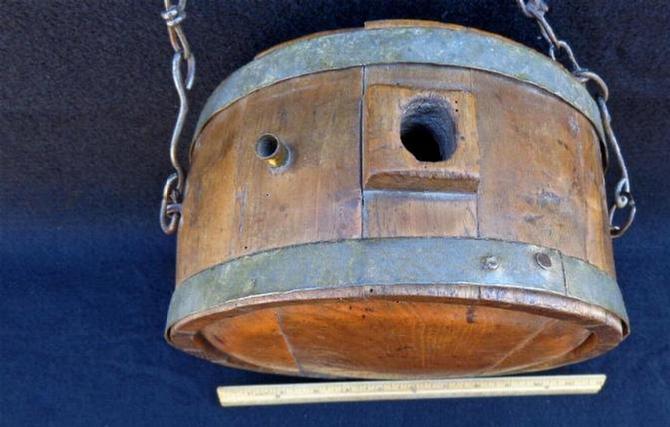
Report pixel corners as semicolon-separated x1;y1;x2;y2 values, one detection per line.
516;0;636;238
159;0;195;234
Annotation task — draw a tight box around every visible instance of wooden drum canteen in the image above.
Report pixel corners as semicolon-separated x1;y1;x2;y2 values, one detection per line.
161;19;633;379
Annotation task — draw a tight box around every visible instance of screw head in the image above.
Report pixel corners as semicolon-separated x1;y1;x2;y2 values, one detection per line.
535;252;553;269
481;255;499;271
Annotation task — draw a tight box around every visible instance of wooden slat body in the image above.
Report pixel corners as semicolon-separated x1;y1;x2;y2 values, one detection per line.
170;55;621;378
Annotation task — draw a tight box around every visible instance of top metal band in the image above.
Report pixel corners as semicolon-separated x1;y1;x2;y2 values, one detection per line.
193;23;604;142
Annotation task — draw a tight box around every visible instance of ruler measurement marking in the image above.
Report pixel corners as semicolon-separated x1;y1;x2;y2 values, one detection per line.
217;374;606;407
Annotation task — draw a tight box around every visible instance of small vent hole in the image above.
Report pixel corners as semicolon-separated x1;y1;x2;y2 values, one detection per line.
255;135;279;158
400;97;457;162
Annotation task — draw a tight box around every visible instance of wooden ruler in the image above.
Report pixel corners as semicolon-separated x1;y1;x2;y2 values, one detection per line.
217;374;606;407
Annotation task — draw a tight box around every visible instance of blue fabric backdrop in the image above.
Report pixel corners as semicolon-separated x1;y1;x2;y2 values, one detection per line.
2;1;668;425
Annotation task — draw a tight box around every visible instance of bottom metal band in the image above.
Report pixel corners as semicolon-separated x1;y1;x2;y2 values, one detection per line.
166;238;628;331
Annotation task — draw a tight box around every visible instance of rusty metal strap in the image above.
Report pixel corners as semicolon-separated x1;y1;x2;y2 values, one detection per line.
192;25;604;145
166;238;628;334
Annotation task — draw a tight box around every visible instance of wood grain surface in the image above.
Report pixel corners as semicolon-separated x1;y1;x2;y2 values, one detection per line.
176;68;363;283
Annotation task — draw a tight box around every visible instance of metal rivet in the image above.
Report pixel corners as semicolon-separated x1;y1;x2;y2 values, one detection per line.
535;252;553;269
481;255;499;271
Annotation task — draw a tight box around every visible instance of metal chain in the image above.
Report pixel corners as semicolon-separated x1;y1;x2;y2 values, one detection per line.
516;0;636;238
159;0;195;234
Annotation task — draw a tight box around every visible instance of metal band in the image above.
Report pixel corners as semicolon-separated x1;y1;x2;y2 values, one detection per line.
193;25;604;143
166;238;628;332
